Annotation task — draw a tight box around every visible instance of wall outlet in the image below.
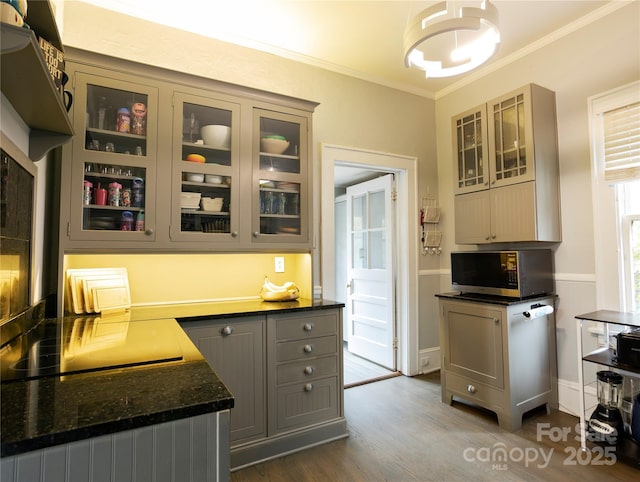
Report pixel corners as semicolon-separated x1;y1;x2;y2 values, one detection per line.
275;257;285;273
420;355;430;371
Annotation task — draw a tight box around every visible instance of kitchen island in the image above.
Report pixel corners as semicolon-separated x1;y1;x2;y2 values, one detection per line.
1;298;345;479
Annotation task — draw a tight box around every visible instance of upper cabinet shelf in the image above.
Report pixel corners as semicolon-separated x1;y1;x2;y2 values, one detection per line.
0;0;73;161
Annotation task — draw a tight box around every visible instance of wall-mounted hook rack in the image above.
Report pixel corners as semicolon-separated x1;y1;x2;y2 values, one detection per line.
420;194;442;255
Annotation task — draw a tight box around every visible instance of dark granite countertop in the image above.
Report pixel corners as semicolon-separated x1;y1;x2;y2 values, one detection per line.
435;291;557;306
575;310;640;328
1;298;343;457
128;297;345;322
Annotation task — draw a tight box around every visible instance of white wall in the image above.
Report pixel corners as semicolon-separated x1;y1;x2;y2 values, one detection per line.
435;2;640;413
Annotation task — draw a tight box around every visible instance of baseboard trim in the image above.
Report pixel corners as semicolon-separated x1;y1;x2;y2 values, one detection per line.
419;347;441;374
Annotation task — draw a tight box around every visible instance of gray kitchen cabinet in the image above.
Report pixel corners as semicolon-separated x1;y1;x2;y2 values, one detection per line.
438;296;558;431
180;308;346;470
180;316;266;445
59;48;316;254
252;109;310;246
0;410;230;482
170;91;242;244
452;84;561;244
452;104;489;195
60;62;160;246
267;310;341;433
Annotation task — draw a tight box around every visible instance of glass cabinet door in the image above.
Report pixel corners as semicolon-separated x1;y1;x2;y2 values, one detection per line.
452;105;489;195
170;93;240;242
489;89;535;187
69;72;158;241
253;109;309;244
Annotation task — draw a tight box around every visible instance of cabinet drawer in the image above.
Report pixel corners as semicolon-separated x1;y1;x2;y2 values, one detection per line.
276;335;337;362
276;356;337;385
444;371;506;409
273;377;339;433
275;313;338;341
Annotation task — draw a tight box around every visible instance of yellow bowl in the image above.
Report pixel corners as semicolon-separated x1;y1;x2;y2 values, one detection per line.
186;153;205;163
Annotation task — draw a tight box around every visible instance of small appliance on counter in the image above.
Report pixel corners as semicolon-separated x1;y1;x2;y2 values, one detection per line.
588;370;624;445
616;328;640;370
450;249;554;299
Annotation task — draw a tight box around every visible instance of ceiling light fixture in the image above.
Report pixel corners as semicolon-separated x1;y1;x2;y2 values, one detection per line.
404;0;500;79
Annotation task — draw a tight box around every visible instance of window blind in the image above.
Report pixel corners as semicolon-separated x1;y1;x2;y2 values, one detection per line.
603;101;640;182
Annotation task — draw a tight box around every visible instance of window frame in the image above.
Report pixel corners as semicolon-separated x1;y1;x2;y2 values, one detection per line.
589;81;640;311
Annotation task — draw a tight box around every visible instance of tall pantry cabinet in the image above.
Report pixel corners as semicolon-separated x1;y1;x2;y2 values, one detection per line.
58;48;316;257
452;84;561;244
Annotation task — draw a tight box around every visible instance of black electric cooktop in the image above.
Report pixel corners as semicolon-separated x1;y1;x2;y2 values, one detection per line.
1;315;183;383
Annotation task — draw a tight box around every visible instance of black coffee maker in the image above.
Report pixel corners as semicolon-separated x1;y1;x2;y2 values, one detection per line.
588;370;624;444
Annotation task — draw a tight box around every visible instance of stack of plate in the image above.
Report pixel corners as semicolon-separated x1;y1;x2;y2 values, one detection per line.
65;268;131;314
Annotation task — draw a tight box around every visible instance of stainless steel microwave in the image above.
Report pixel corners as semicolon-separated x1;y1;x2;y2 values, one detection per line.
450;250;554;299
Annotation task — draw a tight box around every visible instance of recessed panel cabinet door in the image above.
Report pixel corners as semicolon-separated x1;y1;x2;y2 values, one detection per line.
180;317;265;444
454;190;491;244
490;181;537;242
441;301;504;390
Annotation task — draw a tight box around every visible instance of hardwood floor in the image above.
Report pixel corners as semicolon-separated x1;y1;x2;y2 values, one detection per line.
231;372;639;481
343;342;399;387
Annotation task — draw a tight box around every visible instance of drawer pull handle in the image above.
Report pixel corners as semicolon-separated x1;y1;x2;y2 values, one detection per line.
303;323;313;332
221;326;234;336
304;366;314;375
303;344;313;353
304;383;314;392
467;384;477;394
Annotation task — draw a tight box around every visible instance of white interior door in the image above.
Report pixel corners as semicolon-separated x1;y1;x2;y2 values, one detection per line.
346;174;395;369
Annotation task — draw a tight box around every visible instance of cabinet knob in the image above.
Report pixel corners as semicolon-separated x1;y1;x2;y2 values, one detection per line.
304;366;314;375
304;383;314;392
303;344;313;353
491;234;496;239
221;326;234;336
231;231;238;237
145;228;154;236
485;236;490;241
303;323;313;332
467;384;477;394
253;231;260;238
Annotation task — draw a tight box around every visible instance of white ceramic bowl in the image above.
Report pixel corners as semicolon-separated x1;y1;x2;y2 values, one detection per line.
200;125;231;148
185;172;204;183
260;137;290;154
205;174;222;184
201;197;224;211
180;192;201;209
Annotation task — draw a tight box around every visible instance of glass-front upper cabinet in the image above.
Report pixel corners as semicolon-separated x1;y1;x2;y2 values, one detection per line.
170;92;240;243
253;109;309;245
487;86;538;189
67;71;158;241
452;105;489;195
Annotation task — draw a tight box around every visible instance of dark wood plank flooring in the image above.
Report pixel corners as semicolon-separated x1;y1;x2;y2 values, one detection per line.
231;372;639;481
